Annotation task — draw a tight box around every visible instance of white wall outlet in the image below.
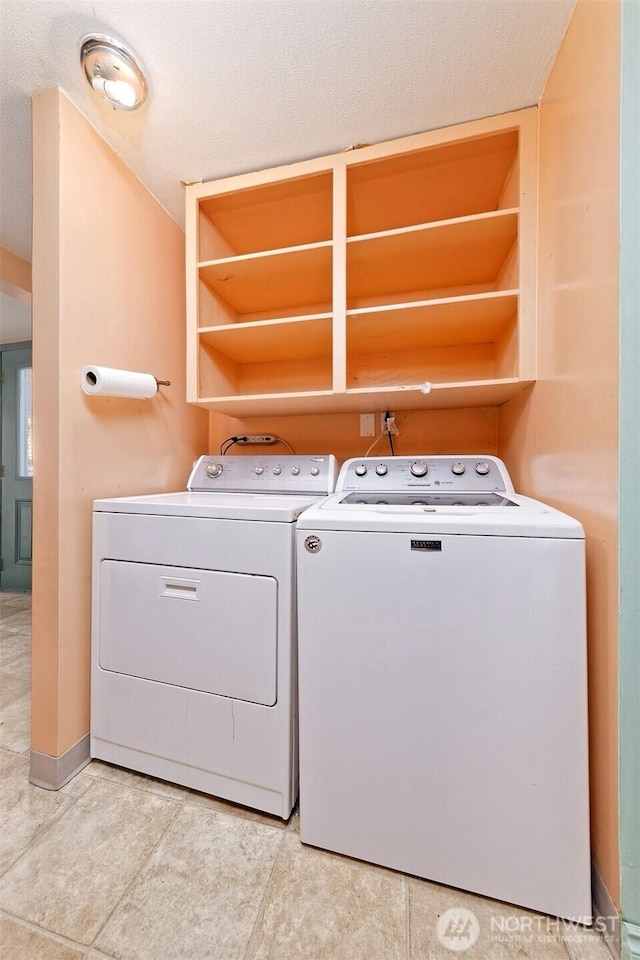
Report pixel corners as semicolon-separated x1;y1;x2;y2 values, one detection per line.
381;412;399;435
360;413;376;437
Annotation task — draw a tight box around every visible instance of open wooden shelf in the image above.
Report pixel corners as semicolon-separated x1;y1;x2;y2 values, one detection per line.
199;171;333;256
198;339;332;402
346;211;518;305
193;391;339;418
193;379;532;417
199;242;332;315
347;291;518;354
347;130;518;236
348;340;512;388
199;315;332;365
343;379;534;412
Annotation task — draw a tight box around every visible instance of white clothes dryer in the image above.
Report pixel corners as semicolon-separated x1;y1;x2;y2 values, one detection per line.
296;455;590;920
91;454;336;818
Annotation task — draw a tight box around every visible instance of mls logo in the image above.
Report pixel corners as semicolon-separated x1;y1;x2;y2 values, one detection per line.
436;907;480;952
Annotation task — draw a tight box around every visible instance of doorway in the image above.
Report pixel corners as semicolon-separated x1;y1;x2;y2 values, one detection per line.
0;343;33;591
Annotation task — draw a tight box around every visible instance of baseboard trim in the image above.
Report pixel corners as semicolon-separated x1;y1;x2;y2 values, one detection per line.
592;861;621;959
29;734;91;790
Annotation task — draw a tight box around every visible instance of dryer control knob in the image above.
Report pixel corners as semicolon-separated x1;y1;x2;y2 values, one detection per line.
206;463;223;478
255;466;264;475
310;466;320;476
375;464;388;476
451;461;466;476
272;466;282;475
410;461;429;477
475;461;490;476
354;464;368;477
291;466;301;476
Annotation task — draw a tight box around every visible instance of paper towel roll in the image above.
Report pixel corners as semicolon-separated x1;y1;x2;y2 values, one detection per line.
81;365;158;399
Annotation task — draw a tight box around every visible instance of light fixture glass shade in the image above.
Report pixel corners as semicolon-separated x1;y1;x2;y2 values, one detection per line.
80;34;148;111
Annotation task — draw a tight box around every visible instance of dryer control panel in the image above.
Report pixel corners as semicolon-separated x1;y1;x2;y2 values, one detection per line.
188;455;338;495
338;456;514;494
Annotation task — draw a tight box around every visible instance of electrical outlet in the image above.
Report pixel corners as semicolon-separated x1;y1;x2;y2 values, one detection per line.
360;414;375;437
381;411;399;435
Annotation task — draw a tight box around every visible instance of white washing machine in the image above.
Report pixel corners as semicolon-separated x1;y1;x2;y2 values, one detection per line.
91;454;336;818
296;455;591;920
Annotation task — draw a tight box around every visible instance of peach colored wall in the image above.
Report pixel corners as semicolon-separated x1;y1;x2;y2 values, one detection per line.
0;245;31;294
498;0;620;905
31;90;208;757
209;407;498;466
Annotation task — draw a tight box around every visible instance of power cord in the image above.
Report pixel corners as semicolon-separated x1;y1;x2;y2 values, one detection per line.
220;436;246;455
272;437;295;454
364;431;386;457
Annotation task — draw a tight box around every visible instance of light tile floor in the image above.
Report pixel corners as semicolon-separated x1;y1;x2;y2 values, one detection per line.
0;591;613;960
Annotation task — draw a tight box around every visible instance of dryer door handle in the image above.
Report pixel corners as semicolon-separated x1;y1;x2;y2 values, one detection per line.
159;576;200;601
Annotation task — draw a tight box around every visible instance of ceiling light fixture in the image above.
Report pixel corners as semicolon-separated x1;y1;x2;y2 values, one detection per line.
80;34;148;111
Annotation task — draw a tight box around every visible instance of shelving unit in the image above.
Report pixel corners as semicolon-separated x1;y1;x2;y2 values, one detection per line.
185;109;537;414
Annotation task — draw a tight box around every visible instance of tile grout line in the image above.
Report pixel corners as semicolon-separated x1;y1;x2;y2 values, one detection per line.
0;752;22;778
84;767;193;804
0;772;97;881
181;794;289;832
242;818;290;960
89;764;287;829
0;908;118;959
0;746;23;764
88;794;186;949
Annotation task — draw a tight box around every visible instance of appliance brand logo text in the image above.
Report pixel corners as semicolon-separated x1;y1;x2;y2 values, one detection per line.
411;540;442;551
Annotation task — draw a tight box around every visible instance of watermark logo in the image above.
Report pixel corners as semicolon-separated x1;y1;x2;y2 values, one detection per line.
436;908;480;952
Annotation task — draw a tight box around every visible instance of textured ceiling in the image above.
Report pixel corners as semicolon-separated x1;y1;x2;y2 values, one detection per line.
0;0;575;261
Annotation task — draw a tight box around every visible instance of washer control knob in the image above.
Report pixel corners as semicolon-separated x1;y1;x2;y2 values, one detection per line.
291;466;300;476
475;461;490;476
206;463;223;478
375;464;388;476
272;465;282;476
354;464;368;477
310;466;320;476
451;461;466;476
254;466;264;475
410;461;429;477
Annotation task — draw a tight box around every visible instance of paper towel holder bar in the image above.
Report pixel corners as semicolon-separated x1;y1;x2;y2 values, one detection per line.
83;371;170;388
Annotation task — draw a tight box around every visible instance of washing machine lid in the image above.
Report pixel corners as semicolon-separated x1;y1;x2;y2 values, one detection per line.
296;492;584;538
93;491;323;522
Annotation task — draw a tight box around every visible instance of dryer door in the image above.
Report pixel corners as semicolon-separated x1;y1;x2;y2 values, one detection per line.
98;561;277;705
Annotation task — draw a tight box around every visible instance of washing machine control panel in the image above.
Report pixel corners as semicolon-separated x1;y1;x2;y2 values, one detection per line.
188;455;337;495
338;456;513;493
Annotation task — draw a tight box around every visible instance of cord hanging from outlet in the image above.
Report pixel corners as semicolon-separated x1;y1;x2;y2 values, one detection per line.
363;412;400;457
382;411;399;456
382;411;399;436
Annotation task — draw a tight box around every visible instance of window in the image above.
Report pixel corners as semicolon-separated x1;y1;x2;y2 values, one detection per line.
17;366;33;478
